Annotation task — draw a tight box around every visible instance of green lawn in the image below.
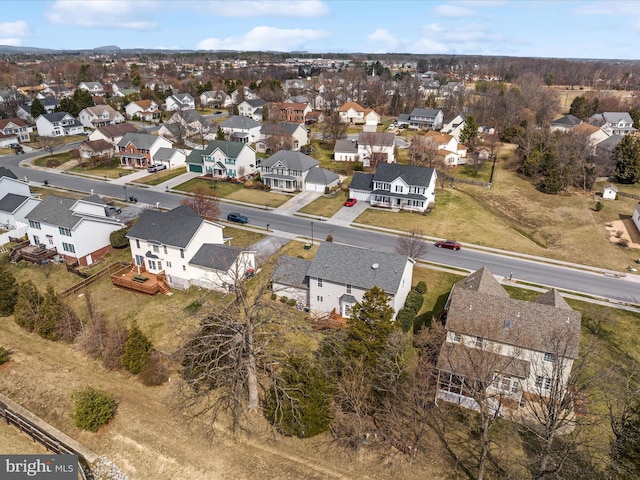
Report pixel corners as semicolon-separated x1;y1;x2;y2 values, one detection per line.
299;193;349;217
135;166;187;186
70;159;134;179
33;152;73;167
173;177;291;208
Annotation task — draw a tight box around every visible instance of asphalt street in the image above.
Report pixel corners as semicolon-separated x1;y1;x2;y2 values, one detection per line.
2;147;640;305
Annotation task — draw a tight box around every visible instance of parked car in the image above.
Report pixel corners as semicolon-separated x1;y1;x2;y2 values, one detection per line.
147;164;167;173
435;240;461;250
227;212;248;224
344;198;357;207
106;205;122;215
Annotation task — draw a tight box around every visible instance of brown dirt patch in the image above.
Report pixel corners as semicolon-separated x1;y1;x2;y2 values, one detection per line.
606;219;640;249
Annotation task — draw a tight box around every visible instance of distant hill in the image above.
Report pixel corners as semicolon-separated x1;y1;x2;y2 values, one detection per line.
0;45;58;54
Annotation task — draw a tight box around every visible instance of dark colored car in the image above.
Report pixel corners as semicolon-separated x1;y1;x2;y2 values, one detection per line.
106;205;122;215
227;212;248;224
435;240;461;250
344;198;357;207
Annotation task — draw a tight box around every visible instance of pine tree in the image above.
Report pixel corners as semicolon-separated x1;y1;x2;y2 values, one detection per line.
0;265;18;316
37;285;64;340
459;115;479;152
215;125;226;140
30;98;46;119
121;321;153;374
614;135;640;184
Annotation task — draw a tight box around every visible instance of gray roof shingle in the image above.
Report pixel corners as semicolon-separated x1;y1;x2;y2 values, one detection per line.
261;150;319;170
127;205;204;248
306;242;410;295
189;244;244;271
272;256;312;288
221;115;260;130
305;167;339;185
0;193;28;213
25;195;81;228
117;132;161;149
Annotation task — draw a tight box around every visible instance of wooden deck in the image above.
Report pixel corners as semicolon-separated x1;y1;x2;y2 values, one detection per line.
110;262;170;295
10;244;58;264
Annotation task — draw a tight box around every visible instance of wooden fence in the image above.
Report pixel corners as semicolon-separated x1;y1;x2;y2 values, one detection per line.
0;397;94;479
60;261;129;299
618;191;640;201
437;170;492;188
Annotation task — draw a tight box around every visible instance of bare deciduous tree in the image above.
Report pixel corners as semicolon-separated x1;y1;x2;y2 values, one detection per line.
180;185;220;221
395;227;429;259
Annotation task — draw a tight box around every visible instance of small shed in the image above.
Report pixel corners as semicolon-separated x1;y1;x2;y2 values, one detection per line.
603;185;618;200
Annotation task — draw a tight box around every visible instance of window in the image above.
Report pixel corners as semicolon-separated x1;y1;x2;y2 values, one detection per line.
395;185;403;193
536;375;552;390
135;239;140;249
59;227;72;237
182;265;186;271
475;336;484;348
180;248;184;259
346;284;352;294
544;352;556;363
62;242;75;253
153;245;159;253
33;235;40;245
148;260;156;270
453;332;461;343
166;261;172;268
28;220;41;230
544;377;552;390
163;246;168;255
135;255;144;266
316;295;323;302
157;261;162;270
47;235;53;245
317;278;323;287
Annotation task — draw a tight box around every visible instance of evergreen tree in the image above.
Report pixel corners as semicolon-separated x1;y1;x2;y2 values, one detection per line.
72;89;95;111
614;135;640;184
37;285;63;340
215;125;226;141
0;265;18;316
459;115;479;152
56;98;80;117
264;356;333;438
121;321;153;374
30;98;46;119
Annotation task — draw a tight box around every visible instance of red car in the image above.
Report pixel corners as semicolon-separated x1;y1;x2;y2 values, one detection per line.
435;240;461;250
344;198;357;207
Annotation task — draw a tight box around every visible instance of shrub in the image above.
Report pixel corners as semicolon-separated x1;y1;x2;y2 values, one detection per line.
13;281;42;333
616;230;624;238
324;186;330;194
185;299;203;314
404;290;424;314
280;296;288;304
0;346;9;365
595;201;604;211
109;227;129;248
326;234;333;242
121;322;153;374
287;298;297;306
619;238;630;248
396;307;415;333
271;293;277;301
414;281;427;294
71;386;117;432
0;266;18;316
139;352;170;386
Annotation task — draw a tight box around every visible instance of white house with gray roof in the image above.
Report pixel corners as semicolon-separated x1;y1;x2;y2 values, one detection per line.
78;82;104;96
398;108;444;130
0;170;38;245
273;242;414;319
589;112;637;136
257;122;309;152
186;140;256;179
25;194;123;266
126;205;255;291
349;163;437;212
220;115;261;144
153;147;188;169
260;150;328;192
238;98;266;121
437;267;581;414
35;112;84;137
165;93;195;111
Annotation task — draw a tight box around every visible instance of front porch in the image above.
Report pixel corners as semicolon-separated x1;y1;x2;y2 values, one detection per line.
110;262;170;295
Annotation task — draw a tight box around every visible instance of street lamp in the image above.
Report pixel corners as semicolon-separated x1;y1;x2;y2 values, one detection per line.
311;221;314;245
123;185;127;201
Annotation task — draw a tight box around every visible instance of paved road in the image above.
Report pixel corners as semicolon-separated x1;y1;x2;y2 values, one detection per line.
3;148;640;305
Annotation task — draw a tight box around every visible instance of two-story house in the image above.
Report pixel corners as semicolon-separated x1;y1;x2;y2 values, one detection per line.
88;122;139;150
424;131;468;166
126;205;255;291
199;90;232;108
398;108;444;131
436;267;581;415
124;100;161;121
272;242;414;320
348;163;437;212
220;115;261;144
256;122;309;152
186;140;257;179
25;194;123;266
78;105;125;129
277;102;312;124
17;97;59;123
165;93;196;111
35;112;84;137
589;112;637;136
0;118;30;145
338;102;380;125
333;139;359;162
238;98;266;121
0;169;39;243
440;114;466;141
163;109;210;137
356;132;396;167
78;82;105;96
259;150;320;192
117;132;172;168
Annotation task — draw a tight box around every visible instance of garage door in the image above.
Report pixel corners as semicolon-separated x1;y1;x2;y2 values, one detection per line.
188;164;203;173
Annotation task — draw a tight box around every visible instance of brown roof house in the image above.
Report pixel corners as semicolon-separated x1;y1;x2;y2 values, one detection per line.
436;267;581;416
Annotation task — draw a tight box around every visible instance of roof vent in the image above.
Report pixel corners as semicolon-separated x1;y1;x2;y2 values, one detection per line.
372;263;379;270
504;319;512;329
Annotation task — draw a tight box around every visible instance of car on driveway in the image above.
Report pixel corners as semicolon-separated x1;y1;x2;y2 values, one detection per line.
435;240;461;250
147;164;167;173
227;212;248;224
105;205;122;215
344;198;357;207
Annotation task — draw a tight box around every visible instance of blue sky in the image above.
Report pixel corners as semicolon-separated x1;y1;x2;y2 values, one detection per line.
1;1;639;59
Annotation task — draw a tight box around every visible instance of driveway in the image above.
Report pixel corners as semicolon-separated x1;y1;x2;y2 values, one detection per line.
329;199;368;225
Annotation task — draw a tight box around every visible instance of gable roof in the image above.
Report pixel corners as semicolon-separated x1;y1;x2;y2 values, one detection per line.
25;195;82;229
349;172;374;191
95;122;139;138
0;193;29;213
358;132;395;147
261;150;319;170
243;98;266;108
272;255;312;288
334;139;358;154
551;114;582;127
305;167;339;185
0;117;27;129
39;112;74;122
189;244;245;271
169;109;207;124
154;147;182;162
187;140;247;166
306;242;411;295
82;139;113;152
339;101;365;112
446;268;581;358
221;115;260;130
131;99;156;110
126;205;207;248
261;122;303;136
117;132;161;149
0;167;18;180
372;163;435;186
410;108;442;118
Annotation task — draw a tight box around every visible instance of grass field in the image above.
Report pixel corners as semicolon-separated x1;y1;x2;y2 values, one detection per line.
134;166;187;186
174;177;292;208
70;159;134;179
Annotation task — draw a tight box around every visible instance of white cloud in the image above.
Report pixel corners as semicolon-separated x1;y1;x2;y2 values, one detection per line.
0;21;30;46
433;4;475;17
0;38;23;47
197;26;329;51
46;0;158;29
196;0;330;17
367;28;400;50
